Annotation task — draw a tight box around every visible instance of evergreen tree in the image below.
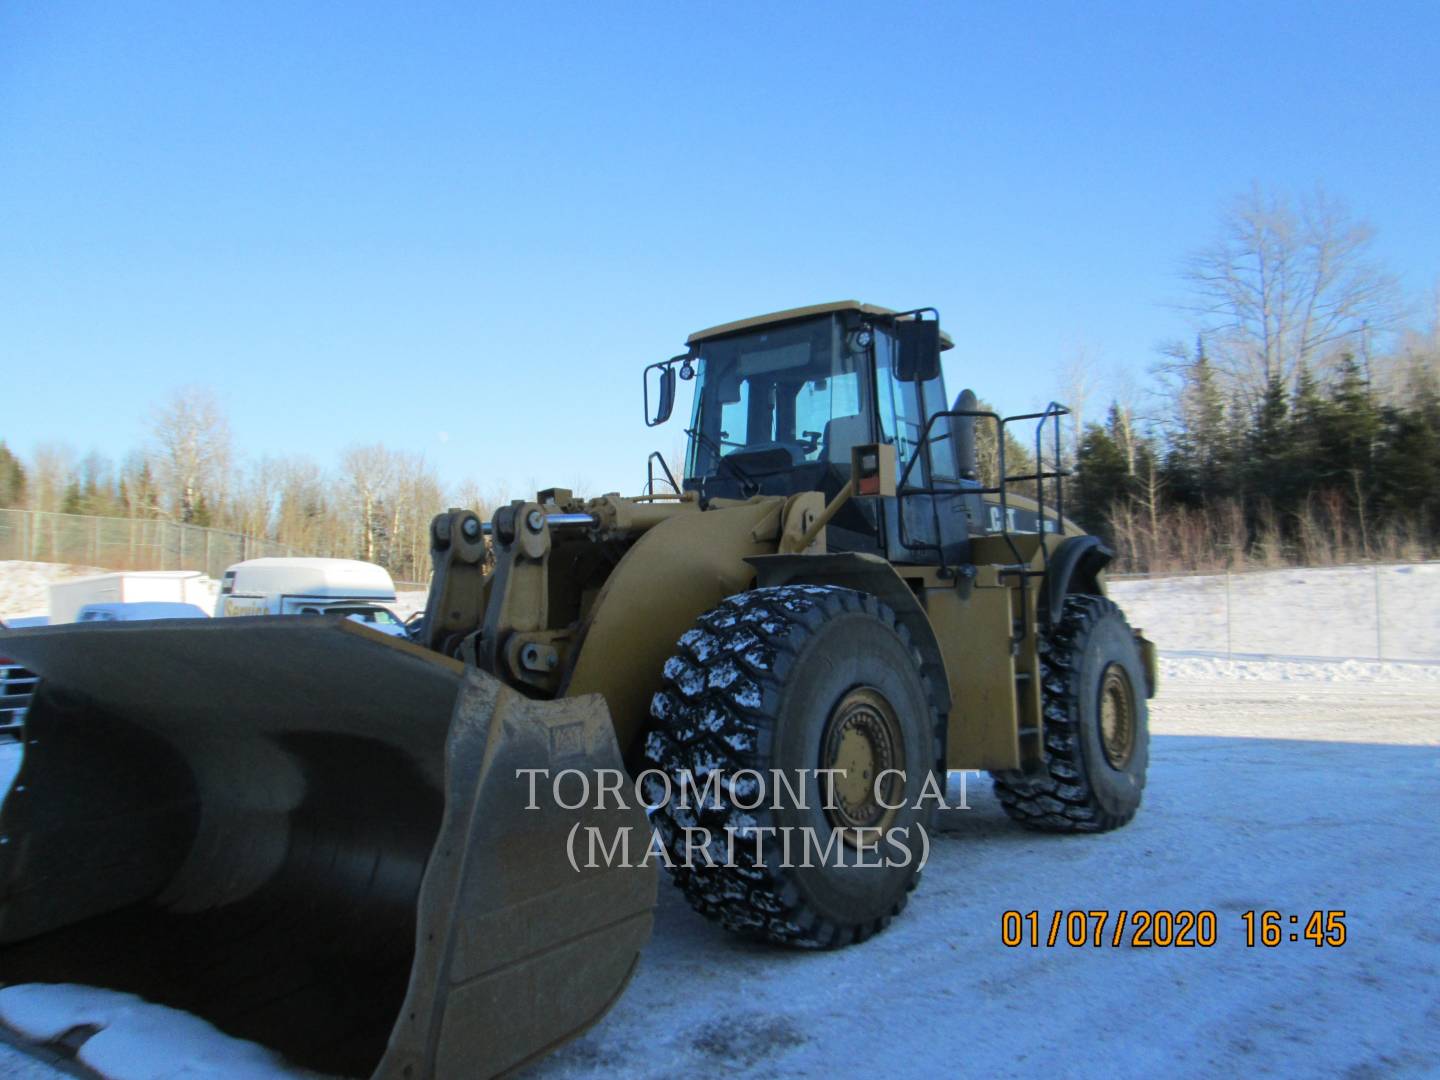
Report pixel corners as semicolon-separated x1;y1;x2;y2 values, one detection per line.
1319;354;1380;497
1170;338;1228;505
61;479;83;515
0;442;26;508
1246;373;1290;510
1374;368;1440;532
1073;421;1130;536
132;461;160;518
1284;361;1329;507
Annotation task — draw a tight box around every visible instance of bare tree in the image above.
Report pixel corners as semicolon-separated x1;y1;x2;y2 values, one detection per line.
972;398;1036;495
234;457;282;540
1137;455;1166;559
387;450;444;581
27;443;75;513
451;477;494;519
1384;282;1440;403
340;444;395;564
1056;347;1100;461
274;456;334;553
1177;186;1402;397
150;388;233;523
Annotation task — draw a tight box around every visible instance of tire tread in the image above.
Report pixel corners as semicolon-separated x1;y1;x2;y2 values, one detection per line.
642;584;942;948
991;594;1145;833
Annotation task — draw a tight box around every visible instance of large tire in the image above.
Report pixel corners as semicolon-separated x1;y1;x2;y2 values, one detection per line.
992;594;1149;832
642;585;943;948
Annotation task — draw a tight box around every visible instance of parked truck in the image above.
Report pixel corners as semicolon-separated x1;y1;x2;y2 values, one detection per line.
215;557;408;635
48;570;216;625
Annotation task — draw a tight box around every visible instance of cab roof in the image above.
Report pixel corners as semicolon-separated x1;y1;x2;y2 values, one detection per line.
686;301;954;350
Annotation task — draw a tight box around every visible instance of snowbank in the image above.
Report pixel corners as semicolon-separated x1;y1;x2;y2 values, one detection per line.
1161;652;1440;684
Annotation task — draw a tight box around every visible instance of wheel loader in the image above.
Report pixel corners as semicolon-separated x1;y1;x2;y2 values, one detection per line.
0;301;1156;1078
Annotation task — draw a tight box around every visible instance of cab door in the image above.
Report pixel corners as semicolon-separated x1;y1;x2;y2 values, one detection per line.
872;328;975;566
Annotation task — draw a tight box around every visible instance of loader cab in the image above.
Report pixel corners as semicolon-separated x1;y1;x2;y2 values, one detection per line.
655;302;982;564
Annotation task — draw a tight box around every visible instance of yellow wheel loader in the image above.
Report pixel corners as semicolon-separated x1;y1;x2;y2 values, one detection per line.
0;301;1156;1078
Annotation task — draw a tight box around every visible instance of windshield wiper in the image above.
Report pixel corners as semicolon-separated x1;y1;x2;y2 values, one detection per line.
685;428;759;496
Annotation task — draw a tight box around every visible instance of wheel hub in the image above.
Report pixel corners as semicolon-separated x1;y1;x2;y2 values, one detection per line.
1098;663;1136;769
820;687;904;840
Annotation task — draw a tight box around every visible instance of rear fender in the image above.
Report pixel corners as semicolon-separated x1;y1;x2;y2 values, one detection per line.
1043;535;1113;626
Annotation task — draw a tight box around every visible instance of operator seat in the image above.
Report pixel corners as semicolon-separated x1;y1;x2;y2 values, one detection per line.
950;389;979;480
820;414;871;463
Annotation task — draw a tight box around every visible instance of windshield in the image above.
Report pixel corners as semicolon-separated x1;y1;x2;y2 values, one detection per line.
685;314;871;480
327;605;403;627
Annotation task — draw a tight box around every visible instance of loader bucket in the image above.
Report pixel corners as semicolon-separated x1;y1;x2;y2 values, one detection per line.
0;618;656;1078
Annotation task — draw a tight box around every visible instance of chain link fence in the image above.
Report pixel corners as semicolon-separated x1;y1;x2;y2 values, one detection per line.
1107;562;1440;663
0;509;297;582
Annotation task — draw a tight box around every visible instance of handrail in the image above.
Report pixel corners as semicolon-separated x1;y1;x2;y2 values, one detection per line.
644;451;681;496
893;404;1070;585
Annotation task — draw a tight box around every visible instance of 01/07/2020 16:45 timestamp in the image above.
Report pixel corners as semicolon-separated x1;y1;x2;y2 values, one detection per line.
998;910;1347;948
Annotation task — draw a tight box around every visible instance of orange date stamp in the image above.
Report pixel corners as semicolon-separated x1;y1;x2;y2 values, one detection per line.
1000;909;1347;948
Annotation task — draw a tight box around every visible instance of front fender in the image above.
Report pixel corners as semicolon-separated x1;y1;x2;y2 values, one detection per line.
745;552;951;717
560;500;780;758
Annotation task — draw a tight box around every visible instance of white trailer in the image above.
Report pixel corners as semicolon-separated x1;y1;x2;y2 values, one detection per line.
48;571;217;625
216;558;398;617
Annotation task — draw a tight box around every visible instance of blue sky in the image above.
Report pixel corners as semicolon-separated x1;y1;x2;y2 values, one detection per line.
2;1;1436;498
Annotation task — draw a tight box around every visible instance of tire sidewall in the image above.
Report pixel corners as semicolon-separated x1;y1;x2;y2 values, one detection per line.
767;609;933;923
1070;608;1149;816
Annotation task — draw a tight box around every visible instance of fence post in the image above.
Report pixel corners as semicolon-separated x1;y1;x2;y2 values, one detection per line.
1374;564;1383;661
1224;568;1232;660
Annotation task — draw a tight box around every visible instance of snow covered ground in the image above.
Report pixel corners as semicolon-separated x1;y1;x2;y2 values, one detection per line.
0;986;298;1080
535;685;1440;1080
2;568;1438;1078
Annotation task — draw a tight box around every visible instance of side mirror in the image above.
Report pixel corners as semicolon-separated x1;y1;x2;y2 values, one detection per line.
894;319;941;382
644;361;677;427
